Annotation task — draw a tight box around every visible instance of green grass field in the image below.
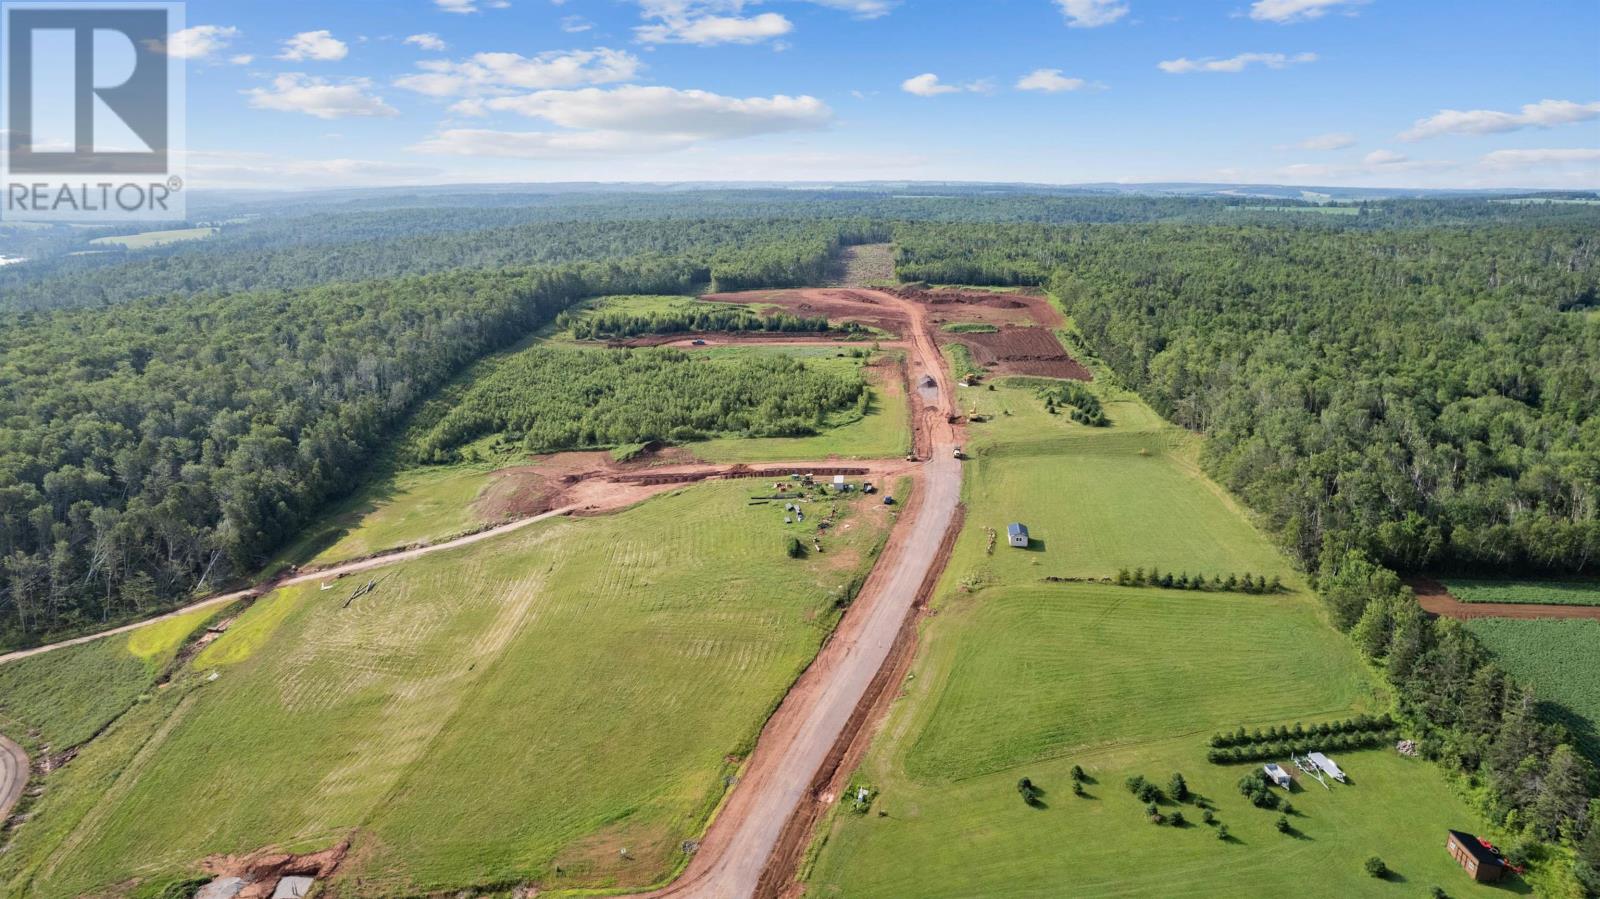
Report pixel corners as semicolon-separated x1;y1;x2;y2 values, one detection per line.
88;227;217;249
1444;577;1600;606
1466;619;1600;764
0;605;224;754
0;481;894;898
806;378;1508;898
280;462;501;567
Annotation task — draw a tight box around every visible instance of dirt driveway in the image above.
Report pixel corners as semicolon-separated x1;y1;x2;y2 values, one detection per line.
1411;577;1600;620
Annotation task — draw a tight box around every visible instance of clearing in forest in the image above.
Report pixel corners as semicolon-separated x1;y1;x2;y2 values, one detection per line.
806;376;1510;898
0;480;897;898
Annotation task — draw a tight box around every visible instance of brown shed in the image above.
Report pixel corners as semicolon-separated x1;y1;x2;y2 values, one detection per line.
1446;830;1505;883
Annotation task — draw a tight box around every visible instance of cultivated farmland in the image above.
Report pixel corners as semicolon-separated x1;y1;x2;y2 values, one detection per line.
0;481;895;897
1466;618;1600;763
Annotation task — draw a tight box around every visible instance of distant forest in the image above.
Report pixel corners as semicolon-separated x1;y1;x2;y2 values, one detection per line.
1;192;1596;649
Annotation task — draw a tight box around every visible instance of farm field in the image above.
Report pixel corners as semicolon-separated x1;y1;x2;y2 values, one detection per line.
284;462;502;566
804;378;1505;898
1466;619;1600;763
88;227;218;249
0;604;225;754
0;480;895;898
1444;577;1600;606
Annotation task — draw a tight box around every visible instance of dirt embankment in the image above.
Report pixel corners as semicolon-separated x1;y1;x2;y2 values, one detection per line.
1410;577;1600;621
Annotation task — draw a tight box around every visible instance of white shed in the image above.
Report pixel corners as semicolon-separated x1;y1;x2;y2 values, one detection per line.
1006;523;1030;548
1263;763;1293;788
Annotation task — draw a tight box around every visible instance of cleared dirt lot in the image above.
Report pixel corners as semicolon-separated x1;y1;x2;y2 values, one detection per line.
947;325;1093;380
1411;577;1600;620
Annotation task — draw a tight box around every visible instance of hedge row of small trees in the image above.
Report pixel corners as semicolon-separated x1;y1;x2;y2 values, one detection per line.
1208;729;1397;764
1210;714;1395;749
1113;567;1284;593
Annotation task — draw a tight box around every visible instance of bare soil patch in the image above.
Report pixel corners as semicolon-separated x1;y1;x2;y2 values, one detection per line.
889;285;1063;329
1411;577;1600;620
947;326;1092;380
200;840;348;899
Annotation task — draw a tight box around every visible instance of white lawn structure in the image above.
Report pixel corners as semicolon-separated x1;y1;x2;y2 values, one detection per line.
1292;754;1330;790
1263;762;1293;788
1306;751;1347;783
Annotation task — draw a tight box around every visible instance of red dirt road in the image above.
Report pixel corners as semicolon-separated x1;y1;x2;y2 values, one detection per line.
1411;577;1600;620
630;289;965;899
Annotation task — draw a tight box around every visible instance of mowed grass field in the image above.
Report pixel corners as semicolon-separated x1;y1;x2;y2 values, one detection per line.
1466;619;1600;763
281;462;502;566
0;481;894;898
0;604;224;754
806;377;1505;898
1444;577;1600;606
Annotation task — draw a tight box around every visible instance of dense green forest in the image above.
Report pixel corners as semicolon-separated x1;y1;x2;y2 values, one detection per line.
0;253;787;647
410;347;865;462
562;306;831;340
894;221;1600;575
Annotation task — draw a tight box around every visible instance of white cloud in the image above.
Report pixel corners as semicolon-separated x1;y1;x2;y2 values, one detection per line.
900;73;990;97
462;85;831;136
404;33;448;51
229;54;254;65
395;48;641;97
1293;131;1356;150
1362;149;1407;165
637;12;792;45
161;25;239;59
1399;99;1600;141
435;0;511;12
416;85;831;159
1054;0;1128;27
1015;68;1088;93
245;74;398;119
803;0;897;17
1479;148;1600;170
561;15;593;32
1158;51;1316;73
1249;0;1368;23
277;30;348;62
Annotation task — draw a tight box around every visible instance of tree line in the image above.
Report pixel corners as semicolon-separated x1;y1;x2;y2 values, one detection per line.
561;306;831;340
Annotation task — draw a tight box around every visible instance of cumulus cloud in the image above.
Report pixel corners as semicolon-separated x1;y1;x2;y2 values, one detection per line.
395;48;641;97
159;25;240;59
1362;149;1407;165
1054;0;1128;27
1015;68;1089;93
1479;148;1600;169
901;73;990;96
245;74;397;119
1400;99;1600;141
277;30;348;62
1292;132;1357;150
1158;51;1316;73
435;0;510;13
1249;0;1368;23
637;12;792;45
414;86;831;158
404;33;448;51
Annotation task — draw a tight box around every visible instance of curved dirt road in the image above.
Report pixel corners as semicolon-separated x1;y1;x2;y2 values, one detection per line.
635;289;964;899
1411;578;1600;621
0;733;25;825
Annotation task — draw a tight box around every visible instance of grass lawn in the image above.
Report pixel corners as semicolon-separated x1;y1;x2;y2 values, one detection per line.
805;379;1509;898
1443;578;1600;606
1465;619;1600;764
88;227;217;249
281;463;500;567
0;480;895;898
0;604;225;754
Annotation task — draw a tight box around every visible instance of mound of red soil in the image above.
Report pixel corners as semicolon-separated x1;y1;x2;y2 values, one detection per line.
952;326;1091;380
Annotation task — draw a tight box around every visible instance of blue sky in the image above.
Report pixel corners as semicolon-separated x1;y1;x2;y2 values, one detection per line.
167;0;1600;189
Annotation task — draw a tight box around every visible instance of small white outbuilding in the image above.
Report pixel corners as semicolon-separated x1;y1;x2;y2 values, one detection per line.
1264;763;1293;788
1007;523;1030;548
